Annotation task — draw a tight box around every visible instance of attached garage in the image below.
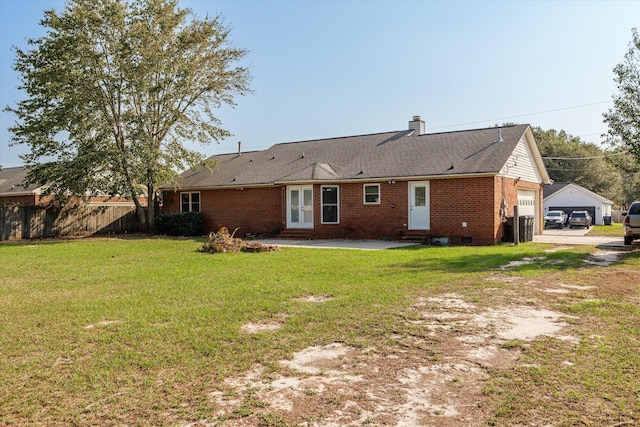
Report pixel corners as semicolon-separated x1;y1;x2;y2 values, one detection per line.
517;190;537;216
518;189;540;233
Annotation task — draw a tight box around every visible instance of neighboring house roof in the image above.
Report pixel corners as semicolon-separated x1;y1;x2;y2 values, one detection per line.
0;166;39;197
542;182;571;199
171;123;547;190
543;182;613;205
0;167;143;205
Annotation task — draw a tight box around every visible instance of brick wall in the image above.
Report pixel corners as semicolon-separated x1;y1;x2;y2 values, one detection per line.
314;182;408;239
162;176;543;244
493;176;544;242
162;187;284;236
430;177;498;245
0;195;37;205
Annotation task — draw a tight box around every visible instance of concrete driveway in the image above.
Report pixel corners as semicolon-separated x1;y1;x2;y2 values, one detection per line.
534;226;626;247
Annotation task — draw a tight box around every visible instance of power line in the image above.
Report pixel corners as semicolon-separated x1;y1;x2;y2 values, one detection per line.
543;155;607;160
542;151;628;160
430;101;612;131
546;168;604;171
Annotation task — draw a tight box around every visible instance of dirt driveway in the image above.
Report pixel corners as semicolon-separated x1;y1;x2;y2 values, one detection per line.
193;247;635;426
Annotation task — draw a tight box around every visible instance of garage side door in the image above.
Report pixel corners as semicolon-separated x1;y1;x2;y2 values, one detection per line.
517;190;536;217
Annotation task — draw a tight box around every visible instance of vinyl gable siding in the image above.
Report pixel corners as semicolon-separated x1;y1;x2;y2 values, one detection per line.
500;135;543;184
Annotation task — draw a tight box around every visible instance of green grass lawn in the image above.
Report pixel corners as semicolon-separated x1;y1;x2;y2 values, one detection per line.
588;222;624;236
0;237;638;425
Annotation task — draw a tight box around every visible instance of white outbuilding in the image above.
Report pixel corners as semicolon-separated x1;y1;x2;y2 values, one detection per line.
543;182;614;226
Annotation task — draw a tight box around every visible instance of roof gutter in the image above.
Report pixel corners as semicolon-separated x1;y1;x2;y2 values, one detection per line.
161;172;506;192
274;172;500;185
0;191;39;197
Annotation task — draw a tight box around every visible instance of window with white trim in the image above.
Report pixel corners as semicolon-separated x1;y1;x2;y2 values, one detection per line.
363;184;380;204
321;186;339;224
181;192;200;212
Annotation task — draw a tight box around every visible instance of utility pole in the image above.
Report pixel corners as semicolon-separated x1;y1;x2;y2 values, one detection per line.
513;205;519;246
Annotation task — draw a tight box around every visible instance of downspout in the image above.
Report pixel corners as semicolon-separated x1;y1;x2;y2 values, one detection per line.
281;186;286;232
500;172;508;242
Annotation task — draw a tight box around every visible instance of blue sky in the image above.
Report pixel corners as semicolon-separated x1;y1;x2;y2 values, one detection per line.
1;0;639;168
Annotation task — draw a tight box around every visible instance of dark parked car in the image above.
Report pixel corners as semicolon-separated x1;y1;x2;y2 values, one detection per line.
623;201;640;245
568;210;592;229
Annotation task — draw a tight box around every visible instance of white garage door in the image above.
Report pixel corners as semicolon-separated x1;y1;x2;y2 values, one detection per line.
517;190;536;217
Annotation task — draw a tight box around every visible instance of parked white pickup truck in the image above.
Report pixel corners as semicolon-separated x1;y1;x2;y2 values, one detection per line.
623;201;640;245
544;210;566;229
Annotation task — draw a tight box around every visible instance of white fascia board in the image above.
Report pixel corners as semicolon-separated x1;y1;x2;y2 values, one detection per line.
524;126;551;184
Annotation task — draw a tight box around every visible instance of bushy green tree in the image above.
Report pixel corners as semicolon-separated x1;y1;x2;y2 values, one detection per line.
604;28;640;161
604;148;640;206
6;0;250;231
603;27;640;203
533;127;625;204
603;28;640;167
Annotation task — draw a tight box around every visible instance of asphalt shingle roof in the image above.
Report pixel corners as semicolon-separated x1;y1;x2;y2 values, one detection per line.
543;182;571;199
172;124;531;189
0;167;37;195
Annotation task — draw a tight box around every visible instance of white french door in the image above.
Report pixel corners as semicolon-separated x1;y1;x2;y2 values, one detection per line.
287;185;314;229
409;181;430;230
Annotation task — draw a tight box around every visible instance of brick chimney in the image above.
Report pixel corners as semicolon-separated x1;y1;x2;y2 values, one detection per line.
409;115;425;135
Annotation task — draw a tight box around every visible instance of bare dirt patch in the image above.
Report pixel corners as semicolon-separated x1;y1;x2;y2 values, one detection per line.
191;249;637;426
83;320;122;329
293;295;334;303
497;256;547;270
211;341;492;426
583;248;627;267
209;289;581;425
240;322;284;334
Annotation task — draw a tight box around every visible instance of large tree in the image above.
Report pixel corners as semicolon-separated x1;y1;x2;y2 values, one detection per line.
533;127;625;204
6;0;250;231
604;147;640;207
603;27;640;171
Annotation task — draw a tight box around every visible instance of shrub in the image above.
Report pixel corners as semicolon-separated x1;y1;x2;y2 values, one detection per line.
199;227;279;253
156;212;203;236
200;229;246;253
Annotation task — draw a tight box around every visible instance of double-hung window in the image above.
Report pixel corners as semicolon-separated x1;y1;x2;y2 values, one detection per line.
321;186;339;224
363;184;380;204
181;192;200;212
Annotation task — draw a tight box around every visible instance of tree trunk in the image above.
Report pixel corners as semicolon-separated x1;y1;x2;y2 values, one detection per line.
131;194;147;232
147;185;157;233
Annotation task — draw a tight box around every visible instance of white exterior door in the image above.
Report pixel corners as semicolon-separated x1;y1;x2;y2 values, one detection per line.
287;185;314;229
409;181;430;230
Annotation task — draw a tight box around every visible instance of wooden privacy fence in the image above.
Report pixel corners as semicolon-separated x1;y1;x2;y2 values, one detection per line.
0;205;141;240
611;209;626;224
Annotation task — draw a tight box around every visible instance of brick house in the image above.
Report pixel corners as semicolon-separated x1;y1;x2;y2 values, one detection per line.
161;117;550;245
0;166;42;205
0;166;146;207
